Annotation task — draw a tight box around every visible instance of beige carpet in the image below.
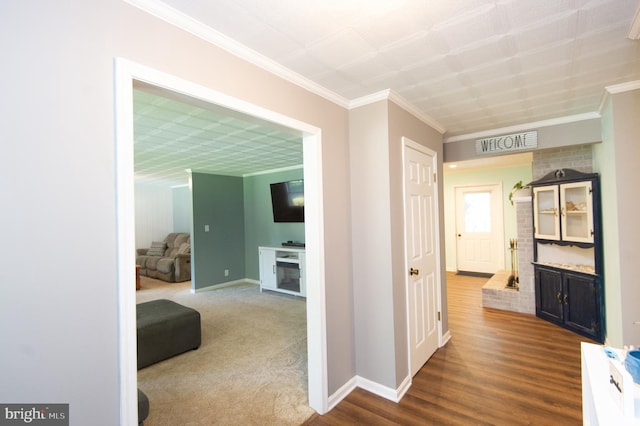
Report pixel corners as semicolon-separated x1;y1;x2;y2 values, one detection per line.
136;276;315;425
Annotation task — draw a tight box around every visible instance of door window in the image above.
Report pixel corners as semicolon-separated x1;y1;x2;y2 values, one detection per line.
464;192;491;232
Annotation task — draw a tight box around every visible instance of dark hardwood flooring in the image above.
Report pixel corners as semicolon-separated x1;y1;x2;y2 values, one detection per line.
304;272;594;425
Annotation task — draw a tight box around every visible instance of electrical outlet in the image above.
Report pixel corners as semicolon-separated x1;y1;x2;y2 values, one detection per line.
224;269;229;277
204;224;210;232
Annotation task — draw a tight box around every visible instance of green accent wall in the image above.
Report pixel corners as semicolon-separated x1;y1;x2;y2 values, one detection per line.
191;172;245;289
243;168;305;280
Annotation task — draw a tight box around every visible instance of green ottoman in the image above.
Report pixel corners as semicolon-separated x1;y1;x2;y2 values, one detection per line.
137;299;201;369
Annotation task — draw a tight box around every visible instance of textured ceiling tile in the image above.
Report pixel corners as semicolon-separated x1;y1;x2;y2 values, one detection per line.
576;0;636;33
134;0;640;169
378;32;438;67
432;3;508;51
450;35;512;69
353;2;429;47
307;28;374;69
503;0;572;25
403;57;456;85
510;11;579;53
338;52;393;82
133;87;302;185
280;49;335;78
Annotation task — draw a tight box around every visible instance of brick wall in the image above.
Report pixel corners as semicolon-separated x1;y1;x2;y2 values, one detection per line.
515;200;535;314
532;145;593;180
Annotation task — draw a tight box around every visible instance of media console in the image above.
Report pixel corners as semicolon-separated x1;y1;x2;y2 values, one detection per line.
258;246;306;297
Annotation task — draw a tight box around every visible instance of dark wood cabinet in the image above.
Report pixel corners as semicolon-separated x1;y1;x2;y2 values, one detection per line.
535;266;563;323
531;169;604;343
535;265;602;340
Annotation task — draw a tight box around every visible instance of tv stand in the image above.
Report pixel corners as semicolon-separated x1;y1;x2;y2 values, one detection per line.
258;246;306;297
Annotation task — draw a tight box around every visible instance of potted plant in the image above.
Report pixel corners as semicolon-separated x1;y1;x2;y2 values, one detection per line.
508;180;531;205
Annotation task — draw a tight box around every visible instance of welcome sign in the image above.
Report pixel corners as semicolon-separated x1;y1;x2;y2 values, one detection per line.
476;131;537;155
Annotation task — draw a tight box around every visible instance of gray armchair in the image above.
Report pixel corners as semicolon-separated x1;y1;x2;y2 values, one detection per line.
136;233;191;282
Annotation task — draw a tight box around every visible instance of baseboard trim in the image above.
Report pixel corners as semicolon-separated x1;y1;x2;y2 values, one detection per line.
441;330;452;347
394;375;412;402
327;377;358;412
327;373;413;408
192;279;258;293
356;375;410;403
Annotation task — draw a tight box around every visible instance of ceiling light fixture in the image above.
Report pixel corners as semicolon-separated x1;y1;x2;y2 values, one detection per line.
629;6;640;40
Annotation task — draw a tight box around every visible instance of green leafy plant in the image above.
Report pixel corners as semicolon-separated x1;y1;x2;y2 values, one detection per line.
508;180;529;206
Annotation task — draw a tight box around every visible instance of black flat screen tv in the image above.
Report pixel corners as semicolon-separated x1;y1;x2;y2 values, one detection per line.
270;179;304;223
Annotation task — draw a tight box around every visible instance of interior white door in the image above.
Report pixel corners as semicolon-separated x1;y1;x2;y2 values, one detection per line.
454;185;504;274
403;138;440;377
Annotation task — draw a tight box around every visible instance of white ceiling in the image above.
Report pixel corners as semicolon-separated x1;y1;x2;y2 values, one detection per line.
133;83;304;185
132;0;640;185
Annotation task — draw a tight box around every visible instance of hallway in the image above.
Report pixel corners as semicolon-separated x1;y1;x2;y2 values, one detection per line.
306;272;593;425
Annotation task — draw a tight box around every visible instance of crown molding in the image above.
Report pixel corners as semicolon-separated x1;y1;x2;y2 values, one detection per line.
598;80;640;112
124;0;350;109
605;80;640;94
628;5;640;40
126;0;447;134
387;91;447;134
350;90;447;134
444;112;601;143
349;89;392;109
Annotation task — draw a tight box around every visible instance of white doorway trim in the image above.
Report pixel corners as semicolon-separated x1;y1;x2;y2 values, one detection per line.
114;58;328;424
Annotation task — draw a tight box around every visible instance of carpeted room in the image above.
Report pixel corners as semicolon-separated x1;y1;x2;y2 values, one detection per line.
136;275;315;425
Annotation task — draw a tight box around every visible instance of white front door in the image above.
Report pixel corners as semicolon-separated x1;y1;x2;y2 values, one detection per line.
454;184;504;274
403;138;440;377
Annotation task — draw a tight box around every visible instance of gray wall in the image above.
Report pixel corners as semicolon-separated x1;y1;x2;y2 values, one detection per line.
444;117;602;163
350;99;445;390
594;88;640;347
191;172;245;289
0;2;353;423
244;168;305;280
350;100;395;387
388;100;445;384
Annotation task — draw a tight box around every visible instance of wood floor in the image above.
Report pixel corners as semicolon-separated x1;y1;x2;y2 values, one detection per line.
304;272;595;425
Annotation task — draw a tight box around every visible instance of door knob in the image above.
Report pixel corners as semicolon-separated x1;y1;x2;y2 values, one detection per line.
457;234;461;237
409;268;419;276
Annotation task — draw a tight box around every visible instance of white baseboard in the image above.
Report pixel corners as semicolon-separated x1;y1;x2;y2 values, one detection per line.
327;376;358;412
192;279;258;293
441;330;452;346
327;374;413;408
394;374;412;401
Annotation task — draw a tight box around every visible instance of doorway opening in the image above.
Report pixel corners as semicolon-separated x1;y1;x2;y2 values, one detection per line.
114;58;328;424
454;183;504;275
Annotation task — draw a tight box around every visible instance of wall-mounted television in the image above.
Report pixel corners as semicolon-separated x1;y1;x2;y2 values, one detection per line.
270;179;304;223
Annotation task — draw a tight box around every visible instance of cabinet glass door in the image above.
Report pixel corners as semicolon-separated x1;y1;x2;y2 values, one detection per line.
276;260;301;293
533;185;559;240
560;181;593;243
